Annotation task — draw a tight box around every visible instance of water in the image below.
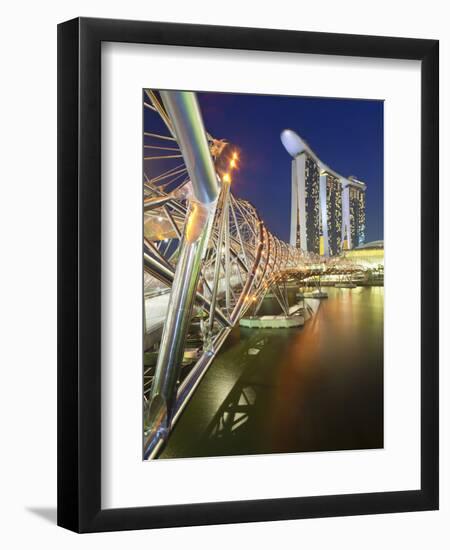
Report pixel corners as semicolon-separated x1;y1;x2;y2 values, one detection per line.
160;286;384;459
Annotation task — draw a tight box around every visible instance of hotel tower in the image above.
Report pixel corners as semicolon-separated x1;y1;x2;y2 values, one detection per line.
281;129;366;256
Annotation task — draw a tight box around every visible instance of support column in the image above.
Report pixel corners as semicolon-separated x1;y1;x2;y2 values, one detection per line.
208;183;229;332
294;154;307;252
290;159;298;247
223;185;231;312
319;172;330;257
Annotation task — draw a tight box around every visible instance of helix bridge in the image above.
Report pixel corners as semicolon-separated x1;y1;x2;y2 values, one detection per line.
143;90;368;458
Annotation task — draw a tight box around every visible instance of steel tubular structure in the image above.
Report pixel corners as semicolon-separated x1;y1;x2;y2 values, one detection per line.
142;90;367;458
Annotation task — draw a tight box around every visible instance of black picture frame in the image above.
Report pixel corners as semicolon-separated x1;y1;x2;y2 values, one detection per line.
57;17;439;533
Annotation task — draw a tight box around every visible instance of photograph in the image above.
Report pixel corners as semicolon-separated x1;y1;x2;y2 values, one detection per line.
143;89;384;460
0;0;443;542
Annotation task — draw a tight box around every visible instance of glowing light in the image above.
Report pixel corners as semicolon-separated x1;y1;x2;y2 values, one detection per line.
222;173;231;184
232;151;238;160
158;216;163;222
230;159;236;168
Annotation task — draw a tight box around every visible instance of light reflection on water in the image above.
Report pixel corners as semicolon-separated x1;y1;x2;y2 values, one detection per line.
160;287;384;459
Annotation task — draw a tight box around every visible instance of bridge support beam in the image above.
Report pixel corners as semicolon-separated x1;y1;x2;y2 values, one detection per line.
144;91;219;458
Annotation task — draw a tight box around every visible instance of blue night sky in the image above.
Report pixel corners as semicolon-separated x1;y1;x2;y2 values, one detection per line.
196;92;384;244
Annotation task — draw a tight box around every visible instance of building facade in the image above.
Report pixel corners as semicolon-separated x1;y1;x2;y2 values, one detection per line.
290;152;321;254
282;129;366;257
321;171;343;256
347;176;366;248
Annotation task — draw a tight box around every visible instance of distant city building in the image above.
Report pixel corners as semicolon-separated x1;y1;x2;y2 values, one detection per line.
290;152;320;253
344;240;383;268
281;129;366;257
321;171;343;256
347;176;366;248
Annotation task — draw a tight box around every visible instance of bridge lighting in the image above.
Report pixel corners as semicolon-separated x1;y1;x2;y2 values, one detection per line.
232;151;238;161
222;173;231;184
230;159;237;168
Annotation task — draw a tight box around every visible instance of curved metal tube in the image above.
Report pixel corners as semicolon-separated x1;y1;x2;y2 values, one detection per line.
230;215;265;324
160;91;219;205
144;195;173;211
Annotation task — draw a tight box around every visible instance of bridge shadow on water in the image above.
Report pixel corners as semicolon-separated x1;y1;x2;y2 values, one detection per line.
160;287;384;460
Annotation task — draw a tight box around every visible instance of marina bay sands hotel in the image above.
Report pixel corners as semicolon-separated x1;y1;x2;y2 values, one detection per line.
281;129;366;257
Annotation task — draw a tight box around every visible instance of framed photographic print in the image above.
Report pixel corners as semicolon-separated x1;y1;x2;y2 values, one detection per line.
57;17;439;532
